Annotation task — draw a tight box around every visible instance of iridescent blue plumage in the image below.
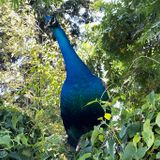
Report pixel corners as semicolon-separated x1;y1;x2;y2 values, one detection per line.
45;16;110;148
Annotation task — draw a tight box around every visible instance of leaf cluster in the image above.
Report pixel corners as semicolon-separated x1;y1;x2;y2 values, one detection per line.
77;92;160;160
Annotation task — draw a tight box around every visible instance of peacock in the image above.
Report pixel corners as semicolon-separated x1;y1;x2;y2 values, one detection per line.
45;15;111;148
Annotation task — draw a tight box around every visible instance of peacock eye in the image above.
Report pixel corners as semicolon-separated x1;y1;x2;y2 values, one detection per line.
51;17;57;25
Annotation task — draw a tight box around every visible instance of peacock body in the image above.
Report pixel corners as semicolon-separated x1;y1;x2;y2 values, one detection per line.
45;16;110;148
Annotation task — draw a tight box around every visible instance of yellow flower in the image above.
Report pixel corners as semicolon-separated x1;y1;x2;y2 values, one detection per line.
104;113;112;120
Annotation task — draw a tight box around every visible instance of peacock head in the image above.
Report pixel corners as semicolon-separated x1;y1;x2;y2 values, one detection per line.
45;15;59;28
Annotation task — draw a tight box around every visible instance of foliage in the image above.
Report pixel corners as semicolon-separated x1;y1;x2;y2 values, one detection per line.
0;2;66;160
0;0;63;9
75;0;160;159
76;91;160;160
0;0;160;159
0;105;41;160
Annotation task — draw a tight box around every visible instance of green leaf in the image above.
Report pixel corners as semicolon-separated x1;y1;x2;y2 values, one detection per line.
133;133;141;147
98;134;104;142
156;112;160;127
154;139;160;147
108;137;115;159
127;122;141;138
11;114;21;129
91;126;100;146
20;134;28;145
148;91;155;107
22;149;32;157
14;134;21;145
84;99;98;107
78;153;92;160
8;152;21;160
156;152;160;159
0;150;8;159
122;142;136;160
0;135;11;148
134;146;147;160
15;133;28;145
155;128;160;134
142;119;154;149
119;125;127;138
35;109;44;120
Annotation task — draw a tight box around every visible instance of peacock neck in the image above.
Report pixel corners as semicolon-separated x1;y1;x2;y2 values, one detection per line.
51;26;93;81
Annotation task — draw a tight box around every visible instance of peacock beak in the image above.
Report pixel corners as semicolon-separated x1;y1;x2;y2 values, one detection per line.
44;15;53;28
